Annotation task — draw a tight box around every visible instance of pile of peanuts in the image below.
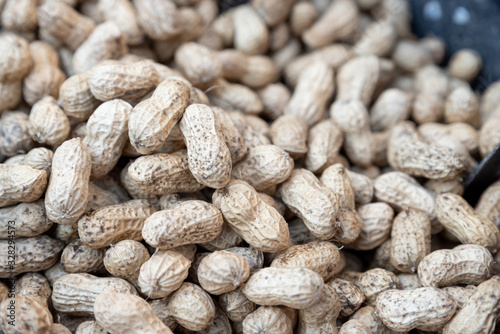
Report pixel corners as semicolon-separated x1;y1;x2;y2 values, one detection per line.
1;0;500;333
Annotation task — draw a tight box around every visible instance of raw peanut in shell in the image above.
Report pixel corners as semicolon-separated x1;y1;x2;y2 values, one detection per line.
85;182;121;213
232;5;269;55
104;240;150;287
326;278;365;317
58;73;100;122
96;0;144;46
0;111;36;157
305;120;343;174
225;247;264;274
15;272;51;308
270;241;342;281
390;209;431;273
0;165;47;208
0;81;23;113
211;106;248;163
28;96;70;146
243;306;293;334
52;273;137;316
356;268;399;305
339;319;372;334
60;239;105;273
231;144;294;191
475;180;500;226
138;249;191;299
24;147;53;176
418;244;493;287
142;200;223;249
219;287;256;322
242;267;324;309
207;79;264;115
284;61;334;126
75;321;111;334
128;151;205;195
83;99;131;178
320;163;356;210
335;55;379;106
197;250;250;295
442;276;500;334
435;193;500;250
212;180;290;252
199;222;244;251
277;169;341;240
165;282;216;331
94;289;173;334
78;199;156;249
0;297;52;334
297;284;340;334
45;138;91;225
0;235;64;277
128;78;190;155
132;0;183;41
398;273;422;290
175;42;222;86
270;115;308;158
0;33;33;82
179;103;232;188
375;287;457;332
251;0;294;27
89;61;159;102
0;200;52;238
346;203;394;251
442;286;477;309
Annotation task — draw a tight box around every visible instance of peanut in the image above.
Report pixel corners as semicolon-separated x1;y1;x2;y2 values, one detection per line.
60;239;105;274
219;287;256;322
0;297;53;334
0;200;51;238
326;278;365;317
242;267;324;309
232;5;269;55
305;120;343;174
213;180;290;252
375;287;457;331
103;240;150;287
0;164;47;207
0;33;32;82
15;272;51;307
418;244;493;287
0;110;35;157
45;138;91;225
297;284;340;334
58;73;100;122
24;147;53;176
28;95;70;146
356;268;399;305
243;306;293;334
346;203;394;250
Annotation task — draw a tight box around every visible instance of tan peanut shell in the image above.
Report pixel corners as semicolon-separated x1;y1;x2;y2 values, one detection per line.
104;240;150;287
211;107;248;163
128;151;205;195
0;111;35;157
215;247;259;272
142;200;223;249
60;239;105;273
232;5;269;55
0;235;64;278
375;287;457;332
58;73;100;122
436;193;500;250
45;138;91;225
320;163;356;210
475;180;500;227
15;272;51;307
0;81;23;113
297;284;340;334
387;121;465;180
351;306;395;334
346;203;394;250
277;169;341;240
219;287;256;322
72;21;127;74
443;276;500;334
0;165;47;208
397;273;422;290
340;319;372;334
85;182;121;214
390;209;431;273
175;42;222;86
271;241;342;281
197;250;250;295
231;144;294;191
242;267;324;309
243;306;293;334
218;50;277;89
132;0;182;40
38;0;96;50
0;200;51;238
75;321;109;334
213;180;290;252
89;61;159;102
374;171;435;219
326;278;365;317
128;78;190;154
78;199;155;249
83;99;132;178
418;244;493;287
94;289;173;334
305;120;343;174
138;249;190;299
0;297;52;334
52;273;137;316
179;103;232;188
28;95;70;147
257;83;291;120
356;268;399;305
442;286;477;309
24;147;53;176
120;163;160;208
270;114;308;158
165;282;216;331
284;62;334;126
0;33;32;82
199;222;243;251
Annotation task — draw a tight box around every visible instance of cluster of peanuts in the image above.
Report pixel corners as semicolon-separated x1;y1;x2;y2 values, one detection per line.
1;0;500;333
